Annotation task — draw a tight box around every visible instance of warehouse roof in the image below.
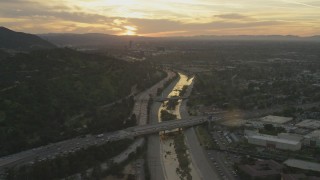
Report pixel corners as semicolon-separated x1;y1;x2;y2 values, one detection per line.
284;159;320;172
296;119;320;129
239;160;283;177
304;130;320;139
250;134;301;145
260;115;293;124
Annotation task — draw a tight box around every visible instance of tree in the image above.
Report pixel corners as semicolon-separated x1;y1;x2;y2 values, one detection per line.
264;124;275;132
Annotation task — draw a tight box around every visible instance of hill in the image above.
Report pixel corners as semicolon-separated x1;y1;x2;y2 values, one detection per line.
0;48;165;155
0;27;55;51
0;49;10;60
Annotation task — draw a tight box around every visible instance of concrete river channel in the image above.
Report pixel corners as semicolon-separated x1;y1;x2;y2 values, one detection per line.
157;73;201;180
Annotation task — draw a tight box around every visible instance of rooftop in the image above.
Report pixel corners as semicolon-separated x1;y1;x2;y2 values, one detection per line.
282;173;306;180
284;159;320;172
296;119;320;130
305;130;320;139
282;174;320;180
250;134;301;145
239;160;283;177
260;115;293;124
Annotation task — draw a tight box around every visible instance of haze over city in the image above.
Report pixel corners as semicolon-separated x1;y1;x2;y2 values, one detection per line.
1;1;320;180
1;0;320;36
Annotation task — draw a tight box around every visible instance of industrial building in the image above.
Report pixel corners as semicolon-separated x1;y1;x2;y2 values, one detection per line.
281;173;320;180
247;133;302;151
260;115;293;124
278;133;304;141
295;119;320;129
304;130;320;147
284;159;320;173
238;160;283;180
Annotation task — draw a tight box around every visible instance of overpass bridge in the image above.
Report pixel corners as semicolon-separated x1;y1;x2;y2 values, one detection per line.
154;96;188;102
128;116;206;136
0;117;207;171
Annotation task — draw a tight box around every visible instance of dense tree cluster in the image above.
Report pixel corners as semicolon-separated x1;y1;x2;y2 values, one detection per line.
5;139;133;180
166;99;179;110
173;134;191;180
160;110;177;121
189;61;320;110
259;124;286;136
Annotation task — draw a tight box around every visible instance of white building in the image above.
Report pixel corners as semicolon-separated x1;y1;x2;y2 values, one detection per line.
260;115;293;124
278;133;304;141
304;130;320;147
284;159;320;173
295;119;320;129
247;133;302;151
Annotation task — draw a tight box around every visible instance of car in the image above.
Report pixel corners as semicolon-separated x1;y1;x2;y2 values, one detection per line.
96;134;104;138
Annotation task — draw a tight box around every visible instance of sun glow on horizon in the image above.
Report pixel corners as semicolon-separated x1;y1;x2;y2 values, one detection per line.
123;25;137;35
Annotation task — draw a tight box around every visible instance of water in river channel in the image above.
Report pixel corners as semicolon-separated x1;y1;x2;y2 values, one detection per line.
157;73;200;180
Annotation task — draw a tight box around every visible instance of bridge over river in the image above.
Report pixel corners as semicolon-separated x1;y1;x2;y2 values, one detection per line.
0;117;207;171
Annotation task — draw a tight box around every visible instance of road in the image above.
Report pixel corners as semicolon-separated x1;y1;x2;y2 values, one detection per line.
135;159;145;180
0;116;206;171
207;150;238;180
134;70;176;125
180;78;221;180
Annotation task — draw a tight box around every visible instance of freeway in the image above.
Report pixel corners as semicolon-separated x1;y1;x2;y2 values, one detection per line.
133;70;176;125
0;117;206;171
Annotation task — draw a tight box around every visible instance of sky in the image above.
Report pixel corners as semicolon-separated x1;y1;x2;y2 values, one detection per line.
0;0;320;36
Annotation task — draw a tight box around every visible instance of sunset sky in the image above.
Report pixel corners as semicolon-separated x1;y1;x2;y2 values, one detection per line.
1;0;320;36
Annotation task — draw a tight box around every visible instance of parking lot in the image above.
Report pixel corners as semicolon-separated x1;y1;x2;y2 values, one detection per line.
204;126;243;180
207;150;240;180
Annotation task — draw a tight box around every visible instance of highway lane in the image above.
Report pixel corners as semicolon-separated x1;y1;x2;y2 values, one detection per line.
135;159;145;180
210;151;237;180
147;101;167;180
134;70;176;126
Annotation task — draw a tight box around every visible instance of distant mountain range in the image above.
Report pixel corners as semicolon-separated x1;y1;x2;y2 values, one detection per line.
174;35;320;41
39;33;320;48
0;27;55;51
39;33;153;48
1;27;319;51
